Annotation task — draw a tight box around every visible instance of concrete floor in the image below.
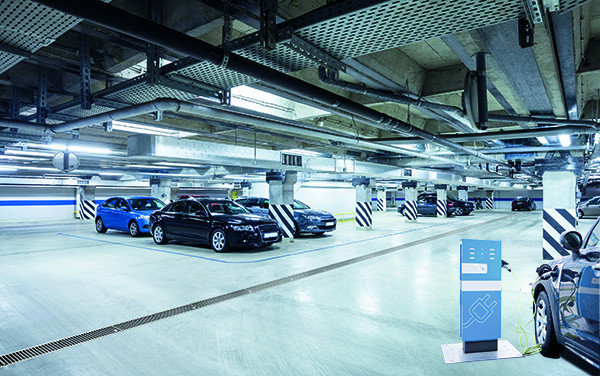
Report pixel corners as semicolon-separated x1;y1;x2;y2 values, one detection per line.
0;210;597;375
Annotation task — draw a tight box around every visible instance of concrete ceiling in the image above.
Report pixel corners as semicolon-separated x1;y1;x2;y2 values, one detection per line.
0;0;599;189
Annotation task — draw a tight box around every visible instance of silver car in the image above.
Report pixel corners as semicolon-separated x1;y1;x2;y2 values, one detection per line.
577;196;600;219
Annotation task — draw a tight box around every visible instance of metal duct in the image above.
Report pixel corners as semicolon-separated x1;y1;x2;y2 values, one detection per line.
488;114;598;127
30;0;540;181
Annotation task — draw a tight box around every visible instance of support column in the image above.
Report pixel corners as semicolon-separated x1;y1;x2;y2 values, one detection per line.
353;177;374;230
150;178;174;204
485;190;494;210
457;185;468;202
542;171;577;260
435;184;448;217
402;181;418;222
77;186;96;220
267;170;297;242
376;186;386;212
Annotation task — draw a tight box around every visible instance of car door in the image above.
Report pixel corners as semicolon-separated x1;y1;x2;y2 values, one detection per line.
99;198;119;229
248;198;268;217
559;222;600;353
113;198;131;230
164;201;187;237
590;197;600;216
421;196;437;215
183;201;212;242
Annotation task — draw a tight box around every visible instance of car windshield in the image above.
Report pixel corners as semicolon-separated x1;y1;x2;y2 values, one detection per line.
515;196;527;201
128;198;165;210
293;200;310;210
206;201;250;215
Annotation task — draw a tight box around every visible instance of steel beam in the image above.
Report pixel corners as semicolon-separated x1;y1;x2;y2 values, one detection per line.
36;68;48;124
79;34;92;110
549;11;578;120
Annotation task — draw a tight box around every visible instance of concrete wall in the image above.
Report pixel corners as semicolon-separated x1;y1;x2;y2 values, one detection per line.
0;186;77;220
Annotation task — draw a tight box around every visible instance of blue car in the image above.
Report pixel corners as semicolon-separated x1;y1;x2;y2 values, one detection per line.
235;197;336;236
95;196;166;237
533;219;600;368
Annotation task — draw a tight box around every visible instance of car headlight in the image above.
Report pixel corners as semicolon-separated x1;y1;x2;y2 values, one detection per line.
303;215;319;221
232;224;254;231
140;215;150;221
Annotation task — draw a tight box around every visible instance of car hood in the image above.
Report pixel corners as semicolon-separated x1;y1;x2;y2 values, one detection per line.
296;209;334;218
212;213;276;225
131;209;155;216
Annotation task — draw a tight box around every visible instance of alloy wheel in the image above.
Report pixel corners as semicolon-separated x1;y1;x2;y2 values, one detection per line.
212;230;226;251
536;298;548;344
153;226;164;243
129;221;139;237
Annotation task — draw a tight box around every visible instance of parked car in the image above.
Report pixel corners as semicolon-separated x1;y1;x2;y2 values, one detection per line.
532;220;600;368
149;198;281;252
235;197;336;236
178;194;209;200
417;192;473;216
397;194;457;217
95;196;165;237
577;196;600;219
511;196;537;211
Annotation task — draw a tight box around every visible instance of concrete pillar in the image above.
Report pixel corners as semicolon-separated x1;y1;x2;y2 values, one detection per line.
267;170;297;241
435;184;448;218
457;185;468;201
353;177;374;230
150;178;173;204
77;186;96;220
376;187;386;211
485;190;494;210
402;181;418;222
542;171;577;260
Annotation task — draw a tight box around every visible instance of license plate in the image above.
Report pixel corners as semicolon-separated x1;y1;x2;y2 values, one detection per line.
326;222;334;226
263;232;278;239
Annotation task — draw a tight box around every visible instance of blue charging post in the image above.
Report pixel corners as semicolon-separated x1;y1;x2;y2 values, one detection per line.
441;239;522;364
460;239;501;353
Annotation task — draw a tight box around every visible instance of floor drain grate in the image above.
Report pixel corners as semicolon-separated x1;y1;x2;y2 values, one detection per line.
0;214;515;368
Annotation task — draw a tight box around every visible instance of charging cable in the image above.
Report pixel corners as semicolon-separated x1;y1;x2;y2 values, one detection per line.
510;269;542;356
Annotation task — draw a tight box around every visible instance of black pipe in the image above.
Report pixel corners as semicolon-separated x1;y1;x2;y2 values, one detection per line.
475;52;488;130
31;0;540;180
488;114;598;127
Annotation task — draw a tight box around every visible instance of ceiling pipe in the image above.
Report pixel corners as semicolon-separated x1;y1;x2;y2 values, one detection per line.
370;125;598;145
30;0;539;180
488;114;598;127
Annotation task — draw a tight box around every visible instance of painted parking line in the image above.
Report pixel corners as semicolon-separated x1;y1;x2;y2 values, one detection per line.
57;220;458;264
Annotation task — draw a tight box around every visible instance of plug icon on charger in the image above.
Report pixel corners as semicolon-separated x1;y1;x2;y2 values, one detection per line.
462;293;497;329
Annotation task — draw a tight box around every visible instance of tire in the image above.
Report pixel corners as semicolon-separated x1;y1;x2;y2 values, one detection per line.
293;222;300;238
95;217;107;233
455;207;464;216
152;224;168;245
399;207;406;216
578;210;584;219
129;220;140;237
210;229;229;252
535;290;564;358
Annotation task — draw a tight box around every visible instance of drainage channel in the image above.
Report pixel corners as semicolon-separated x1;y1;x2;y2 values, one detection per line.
0;213;516;368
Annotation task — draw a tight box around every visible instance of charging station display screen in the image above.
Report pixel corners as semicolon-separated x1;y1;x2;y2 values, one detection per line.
460;239;502;342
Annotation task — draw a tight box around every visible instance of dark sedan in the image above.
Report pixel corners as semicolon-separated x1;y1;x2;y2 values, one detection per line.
417;192;473;216
511;196;536;211
235;197;336;236
397;195;456;217
149;198;281;252
532;221;600;368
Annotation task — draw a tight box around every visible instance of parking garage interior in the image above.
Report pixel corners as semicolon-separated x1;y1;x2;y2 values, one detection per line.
0;0;599;375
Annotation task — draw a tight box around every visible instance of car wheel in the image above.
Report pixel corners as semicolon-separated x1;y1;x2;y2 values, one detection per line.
211;229;228;252
578;210;584;219
152;224;168;245
535;290;564;358
129;220;140;237
293;222;300;238
95;217;107;233
399;207;406;216
455;207;464;216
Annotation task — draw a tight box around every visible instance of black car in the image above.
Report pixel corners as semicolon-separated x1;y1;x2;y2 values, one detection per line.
149;198;282;252
532;221;600;368
397;195;456;217
512;196;536;211
418;192;474;216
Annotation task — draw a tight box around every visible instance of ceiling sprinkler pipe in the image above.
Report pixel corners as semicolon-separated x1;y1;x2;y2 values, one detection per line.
488;114;599;127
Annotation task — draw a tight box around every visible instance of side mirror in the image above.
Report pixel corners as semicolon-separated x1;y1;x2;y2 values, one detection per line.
560;230;582;255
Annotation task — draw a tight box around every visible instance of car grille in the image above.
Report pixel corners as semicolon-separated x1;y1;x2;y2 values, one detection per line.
257;223;279;233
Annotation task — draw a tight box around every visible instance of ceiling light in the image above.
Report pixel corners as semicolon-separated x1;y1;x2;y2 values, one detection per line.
4;149;55;157
536;136;549;145
558;134;571;147
282;149;321;157
0;155;41;161
124;164;173;169
154;162;206;167
26;143;113;155
112;120;197;138
99;172;124;176
0;164;56;171
0;166;18;171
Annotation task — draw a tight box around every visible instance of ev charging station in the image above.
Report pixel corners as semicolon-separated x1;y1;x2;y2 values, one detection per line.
441;239;522;363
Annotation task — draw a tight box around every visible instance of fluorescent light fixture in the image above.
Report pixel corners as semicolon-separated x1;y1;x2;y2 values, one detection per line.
4;149;55;157
154;162;205;167
0;166;18;171
0;155;40;161
99;172;124;176
125;164;173;169
536;136;549;145
26;143;113;155
223;174;265;181
282;149;321;157
112;120;197;138
0;164;56;171
558;134;571;147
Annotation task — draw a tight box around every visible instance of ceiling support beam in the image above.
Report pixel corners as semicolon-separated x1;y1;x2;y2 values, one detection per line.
549;11;578;119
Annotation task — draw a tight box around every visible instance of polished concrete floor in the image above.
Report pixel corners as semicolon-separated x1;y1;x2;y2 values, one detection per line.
0;210;597;375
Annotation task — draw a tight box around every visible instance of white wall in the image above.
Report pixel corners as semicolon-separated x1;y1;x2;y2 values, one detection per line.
0;186;77;220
